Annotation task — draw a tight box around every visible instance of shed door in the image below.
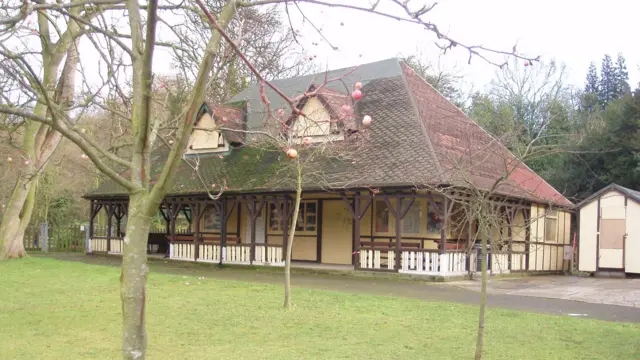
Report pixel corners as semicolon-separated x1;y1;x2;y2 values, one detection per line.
599;205;625;269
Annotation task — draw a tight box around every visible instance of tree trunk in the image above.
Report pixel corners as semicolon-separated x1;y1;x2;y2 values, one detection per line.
0;173;37;259
474;224;489;360
0;43;78;260
120;193;154;360
284;172;303;309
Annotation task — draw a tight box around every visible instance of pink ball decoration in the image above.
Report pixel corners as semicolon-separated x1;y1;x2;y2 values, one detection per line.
351;89;362;101
286;148;298;159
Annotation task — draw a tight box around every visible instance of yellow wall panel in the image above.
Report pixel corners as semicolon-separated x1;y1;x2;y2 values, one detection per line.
322;200;353;265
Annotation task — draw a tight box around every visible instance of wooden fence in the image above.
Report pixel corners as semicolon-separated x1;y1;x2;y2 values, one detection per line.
23;223;88;252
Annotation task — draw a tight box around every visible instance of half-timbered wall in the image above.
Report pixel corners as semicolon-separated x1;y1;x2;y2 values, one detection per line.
528;204;571;272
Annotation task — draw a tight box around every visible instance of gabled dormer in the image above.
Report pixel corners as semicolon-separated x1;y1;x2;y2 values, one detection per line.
186;102;245;155
289;86;357;144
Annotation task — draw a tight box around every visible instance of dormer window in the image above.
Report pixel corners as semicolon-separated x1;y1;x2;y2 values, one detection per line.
291;96;345;144
186;111;229;154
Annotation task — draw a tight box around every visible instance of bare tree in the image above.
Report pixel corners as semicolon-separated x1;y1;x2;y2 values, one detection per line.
421;119;572;359
215;72;371;308
1;0;539;358
0;24;80;258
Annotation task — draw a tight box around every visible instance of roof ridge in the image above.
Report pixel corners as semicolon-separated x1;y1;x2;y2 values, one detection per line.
398;61;445;180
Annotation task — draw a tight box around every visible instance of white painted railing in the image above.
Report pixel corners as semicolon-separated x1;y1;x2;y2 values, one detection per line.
358;249;395;270
446;252;467;273
170;242;195;261
109;239;123;254
197;244;221;262
359;249;381;269
224;245;251;264
491;252;510;274
399;250;440;273
254;245;284;266
90;238;108;252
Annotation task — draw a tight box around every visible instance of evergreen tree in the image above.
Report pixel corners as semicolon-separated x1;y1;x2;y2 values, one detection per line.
615;53;631;97
584;62;599;94
599;54;616;107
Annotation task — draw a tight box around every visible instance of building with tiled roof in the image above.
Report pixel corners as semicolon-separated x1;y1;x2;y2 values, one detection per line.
85;58;572;277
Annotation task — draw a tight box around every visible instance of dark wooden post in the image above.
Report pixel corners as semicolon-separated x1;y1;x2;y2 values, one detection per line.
220;198;227;265
168;202;181;258
439;197;448;255
466;216;472;272
89;200;95;239
524;208;531;270
244;197;264;264
282;195;290;262
162;206;170;235
192;203;203;261
395;195;403;271
507;207;514;271
353;192;361;268
249;199;257;263
106;204;114;252
115;205;121;238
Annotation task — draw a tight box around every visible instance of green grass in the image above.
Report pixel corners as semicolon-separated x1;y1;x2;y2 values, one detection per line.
1;257;639;360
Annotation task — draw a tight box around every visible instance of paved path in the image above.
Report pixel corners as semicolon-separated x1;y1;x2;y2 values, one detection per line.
41;253;640;323
451;276;640;309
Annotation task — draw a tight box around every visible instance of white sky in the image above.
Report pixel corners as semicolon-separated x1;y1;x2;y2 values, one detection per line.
289;0;640;91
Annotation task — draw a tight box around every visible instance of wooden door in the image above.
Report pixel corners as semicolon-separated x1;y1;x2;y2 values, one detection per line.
599;205;625;269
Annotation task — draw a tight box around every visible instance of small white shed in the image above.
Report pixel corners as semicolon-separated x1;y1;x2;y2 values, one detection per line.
577;184;640;274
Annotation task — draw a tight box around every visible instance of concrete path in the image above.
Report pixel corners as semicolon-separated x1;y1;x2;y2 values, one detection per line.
451;276;640;308
40;253;640;323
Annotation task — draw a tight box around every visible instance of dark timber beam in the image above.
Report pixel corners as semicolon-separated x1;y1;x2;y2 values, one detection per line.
242;196;265;264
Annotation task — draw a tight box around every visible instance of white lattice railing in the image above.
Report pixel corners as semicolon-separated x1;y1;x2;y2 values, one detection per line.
170;242;195;260
109;239;123;254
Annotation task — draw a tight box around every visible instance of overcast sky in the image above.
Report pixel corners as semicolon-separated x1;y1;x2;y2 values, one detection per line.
290;0;639;91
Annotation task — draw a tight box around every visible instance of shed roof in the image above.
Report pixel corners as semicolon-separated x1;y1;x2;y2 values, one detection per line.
575;183;640;208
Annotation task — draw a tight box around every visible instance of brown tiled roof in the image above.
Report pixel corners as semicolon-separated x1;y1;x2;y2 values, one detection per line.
87;58;572;207
401;63;572;207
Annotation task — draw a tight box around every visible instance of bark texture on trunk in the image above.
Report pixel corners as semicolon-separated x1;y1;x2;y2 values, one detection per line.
474;225;489;360
121;194;153;360
284;175;303;309
0;43;79;260
0;174;36;259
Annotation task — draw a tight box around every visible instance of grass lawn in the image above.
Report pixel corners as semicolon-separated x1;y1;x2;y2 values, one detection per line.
1;257;639;359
